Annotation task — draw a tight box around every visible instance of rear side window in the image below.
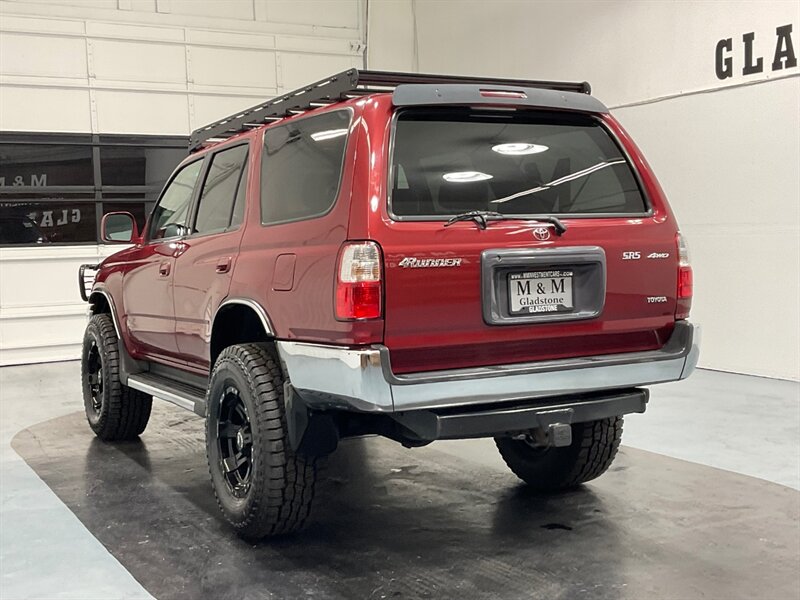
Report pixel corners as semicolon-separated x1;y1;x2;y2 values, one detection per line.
194;144;248;235
391;109;647;217
261;110;351;225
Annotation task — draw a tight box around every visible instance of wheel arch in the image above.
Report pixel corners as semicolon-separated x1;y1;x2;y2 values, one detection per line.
88;289;120;338
210;298;276;366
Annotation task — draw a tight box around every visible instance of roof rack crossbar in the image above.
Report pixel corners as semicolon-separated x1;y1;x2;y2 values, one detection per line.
189;68;591;151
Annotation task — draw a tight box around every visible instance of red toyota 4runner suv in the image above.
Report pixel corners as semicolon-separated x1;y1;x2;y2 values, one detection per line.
79;70;699;538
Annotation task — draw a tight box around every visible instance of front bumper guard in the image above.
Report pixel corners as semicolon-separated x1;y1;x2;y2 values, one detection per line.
276;321;700;414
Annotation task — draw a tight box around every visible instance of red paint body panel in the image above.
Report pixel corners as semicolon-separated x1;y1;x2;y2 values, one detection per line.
94;92;685;377
119;241;181;360
173;228;243;368
353;98;681;373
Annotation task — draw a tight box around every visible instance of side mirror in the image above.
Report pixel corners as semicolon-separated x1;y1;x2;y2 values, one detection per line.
101;212;139;243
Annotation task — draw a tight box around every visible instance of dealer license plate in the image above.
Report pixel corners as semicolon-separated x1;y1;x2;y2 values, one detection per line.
509;270;574;314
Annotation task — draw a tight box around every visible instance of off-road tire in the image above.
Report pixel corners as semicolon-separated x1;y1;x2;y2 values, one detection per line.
206;343;318;539
81;313;152;441
495;417;623;491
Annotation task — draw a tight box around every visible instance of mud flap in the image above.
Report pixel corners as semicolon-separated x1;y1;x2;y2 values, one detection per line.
284;383;339;456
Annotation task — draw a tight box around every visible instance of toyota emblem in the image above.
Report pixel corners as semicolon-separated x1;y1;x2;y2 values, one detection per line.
532;227;551;241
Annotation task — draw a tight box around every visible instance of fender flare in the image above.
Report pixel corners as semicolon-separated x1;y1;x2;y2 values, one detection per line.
88;288;122;338
213;297;276;337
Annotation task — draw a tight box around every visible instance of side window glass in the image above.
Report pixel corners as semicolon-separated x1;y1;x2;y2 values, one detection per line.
149;159;203;241
194;144;249;235
261;110;351;225
230;162;249;228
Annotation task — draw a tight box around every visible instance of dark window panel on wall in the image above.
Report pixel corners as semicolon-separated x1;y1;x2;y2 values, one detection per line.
0;196;97;245
0;133;187;246
0;144;94;186
0;132;187;246
100;146;188;188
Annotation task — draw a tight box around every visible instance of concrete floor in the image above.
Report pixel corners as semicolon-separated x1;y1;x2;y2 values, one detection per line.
1;361;798;599
437;369;800;491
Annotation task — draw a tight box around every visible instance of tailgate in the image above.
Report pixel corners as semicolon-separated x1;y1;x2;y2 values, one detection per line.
383;220;678;373
380;107;678;374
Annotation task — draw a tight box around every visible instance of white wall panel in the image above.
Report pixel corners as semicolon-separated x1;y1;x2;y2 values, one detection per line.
365;0;414;71
0;32;87;78
275;34;354;55
0;245;122;366
86;20;185;43
265;0;360;30
91;39;187;84
94;89;189;134
7;0;118;8
405;0;799;107
168;0;255;21
0;13;85;35
278;51;360;90
615;78;800;381
0;86;91;131
127;0;157;13
190;46;277;89
190;94;267;130
186;29;274;50
0;1;364;135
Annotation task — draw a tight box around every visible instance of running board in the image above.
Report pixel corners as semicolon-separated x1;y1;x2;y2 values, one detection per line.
127;373;206;417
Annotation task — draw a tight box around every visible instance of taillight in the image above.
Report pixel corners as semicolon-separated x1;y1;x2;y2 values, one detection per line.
335;241;382;320
676;232;693;319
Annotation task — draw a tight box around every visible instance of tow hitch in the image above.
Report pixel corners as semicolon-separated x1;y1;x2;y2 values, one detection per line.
515;421;574;448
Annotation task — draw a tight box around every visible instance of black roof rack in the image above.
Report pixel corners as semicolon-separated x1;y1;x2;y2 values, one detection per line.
188;69;592;152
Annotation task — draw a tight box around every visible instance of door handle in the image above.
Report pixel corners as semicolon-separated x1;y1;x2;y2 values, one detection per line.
159;262;171;276
216;257;232;274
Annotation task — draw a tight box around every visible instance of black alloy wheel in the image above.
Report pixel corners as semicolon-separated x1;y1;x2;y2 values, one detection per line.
216;385;254;498
85;339;104;421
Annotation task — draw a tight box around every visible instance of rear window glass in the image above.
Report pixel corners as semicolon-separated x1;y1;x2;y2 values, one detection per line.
261;110;351;225
390;110;647;217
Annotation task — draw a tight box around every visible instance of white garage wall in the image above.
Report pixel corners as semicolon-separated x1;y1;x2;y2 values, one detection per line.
368;0;800;381
0;0;365;366
0;0;365;133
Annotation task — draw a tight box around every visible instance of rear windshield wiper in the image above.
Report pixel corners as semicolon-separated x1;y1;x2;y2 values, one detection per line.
444;210;503;230
444;210;567;235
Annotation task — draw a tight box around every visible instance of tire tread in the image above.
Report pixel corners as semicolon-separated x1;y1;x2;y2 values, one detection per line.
495;417;623;491
82;314;152;441
206;343;317;538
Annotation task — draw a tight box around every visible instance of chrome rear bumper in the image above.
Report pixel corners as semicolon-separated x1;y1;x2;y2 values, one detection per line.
276;321;700;413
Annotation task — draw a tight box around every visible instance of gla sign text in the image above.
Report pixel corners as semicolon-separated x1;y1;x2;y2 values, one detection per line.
716;24;797;80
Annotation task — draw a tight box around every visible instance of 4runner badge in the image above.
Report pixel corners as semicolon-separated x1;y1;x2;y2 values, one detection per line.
532;227;551;241
398;257;462;268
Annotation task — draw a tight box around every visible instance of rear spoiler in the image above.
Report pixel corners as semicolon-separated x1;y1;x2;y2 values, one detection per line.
392;84;608;114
